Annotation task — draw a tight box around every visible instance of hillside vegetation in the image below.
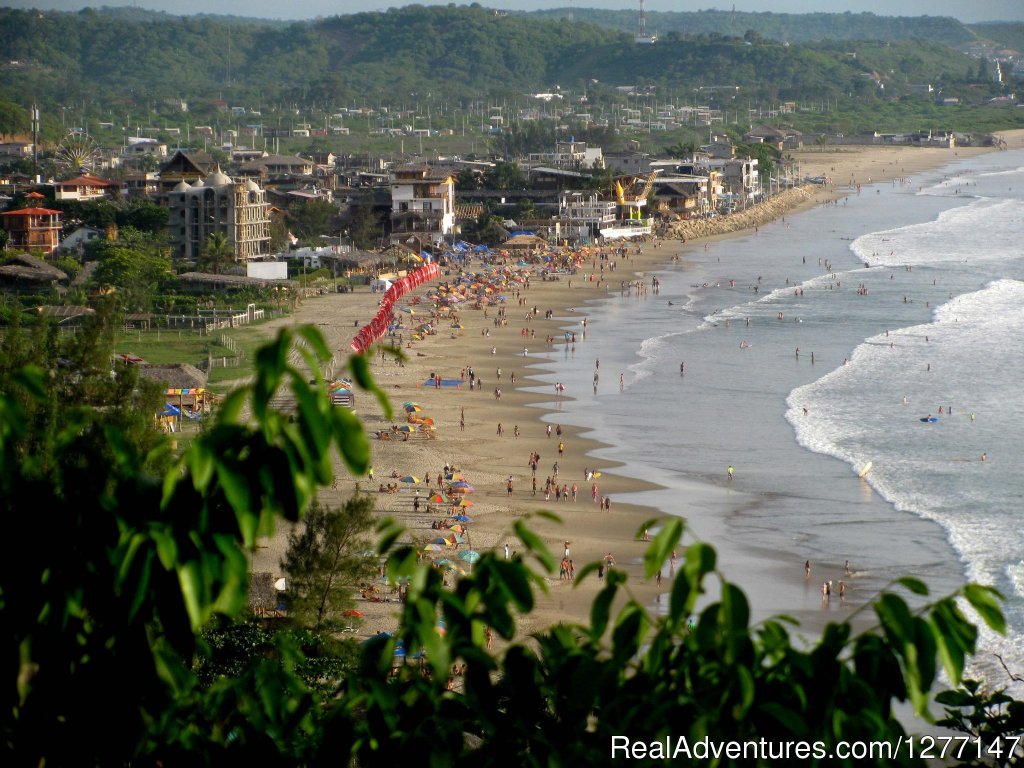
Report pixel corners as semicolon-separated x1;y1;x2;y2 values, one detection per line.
0;4;1008;112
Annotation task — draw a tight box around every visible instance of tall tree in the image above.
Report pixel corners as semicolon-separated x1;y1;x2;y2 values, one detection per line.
90;238;174;312
200;231;234;275
281;495;377;631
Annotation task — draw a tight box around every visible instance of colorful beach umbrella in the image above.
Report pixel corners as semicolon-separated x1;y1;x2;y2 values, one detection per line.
423;543;443;552
457;499;475;508
401;475;420;483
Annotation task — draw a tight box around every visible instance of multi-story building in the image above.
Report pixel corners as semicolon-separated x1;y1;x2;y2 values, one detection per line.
388;165;455;251
157;149;217;193
167;168;271;265
1;207;62;255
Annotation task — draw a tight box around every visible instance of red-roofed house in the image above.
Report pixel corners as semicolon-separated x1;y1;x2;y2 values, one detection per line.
54;175;122;201
1;207;62;255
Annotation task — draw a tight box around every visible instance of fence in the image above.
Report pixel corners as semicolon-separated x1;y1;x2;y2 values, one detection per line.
165;304;266;333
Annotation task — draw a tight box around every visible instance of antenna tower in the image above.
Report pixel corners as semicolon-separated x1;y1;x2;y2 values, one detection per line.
635;0;656;44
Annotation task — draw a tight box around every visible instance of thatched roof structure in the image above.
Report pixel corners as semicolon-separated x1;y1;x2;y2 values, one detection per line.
70;260;98;287
35;305;95;322
178;271;296;289
137;363;208;390
0;254;68;283
502;233;548;249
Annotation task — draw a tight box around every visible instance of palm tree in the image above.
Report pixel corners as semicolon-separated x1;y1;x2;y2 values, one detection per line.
201;232;233;275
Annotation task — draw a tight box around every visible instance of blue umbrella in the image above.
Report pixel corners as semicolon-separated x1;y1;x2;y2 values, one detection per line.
458;550;481;564
452;514;472;522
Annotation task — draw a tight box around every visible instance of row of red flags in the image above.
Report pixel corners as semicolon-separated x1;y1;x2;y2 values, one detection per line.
349;263;441;353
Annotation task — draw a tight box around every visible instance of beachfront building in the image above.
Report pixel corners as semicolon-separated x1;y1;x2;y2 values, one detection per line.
553;192;617;244
1;207;62;255
743;125;803;151
388;164;455;252
167;168;271;264
649;175;714;218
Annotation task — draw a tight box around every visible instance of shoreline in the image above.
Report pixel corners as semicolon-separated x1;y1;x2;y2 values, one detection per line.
251;130;1024;640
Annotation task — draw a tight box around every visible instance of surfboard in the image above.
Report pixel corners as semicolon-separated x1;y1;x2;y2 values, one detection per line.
920;416;938;423
857;461;872;478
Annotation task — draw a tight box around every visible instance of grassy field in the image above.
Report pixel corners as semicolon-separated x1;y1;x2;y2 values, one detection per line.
114;322;273;391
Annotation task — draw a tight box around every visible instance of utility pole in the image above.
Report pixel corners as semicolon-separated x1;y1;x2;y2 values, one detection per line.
31;103;40;182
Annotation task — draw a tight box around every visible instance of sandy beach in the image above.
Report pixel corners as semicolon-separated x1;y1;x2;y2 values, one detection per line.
250;130;1024;641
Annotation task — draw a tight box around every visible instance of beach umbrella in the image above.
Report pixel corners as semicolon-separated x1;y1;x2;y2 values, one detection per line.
458;550;481;564
431;537;450;546
361;630;392;646
342;609;364;618
423;543;443;552
401;475;420;483
452;514;473;522
404;403;422;413
457;498;475;507
397;425;416;433
428;493;448;504
447;524;466;533
450;481;474;491
402;401;421;410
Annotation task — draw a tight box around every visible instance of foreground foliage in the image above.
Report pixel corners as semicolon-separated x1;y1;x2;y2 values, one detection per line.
1;327;1020;766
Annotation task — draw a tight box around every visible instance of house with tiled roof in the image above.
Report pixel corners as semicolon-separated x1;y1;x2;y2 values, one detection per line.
1;207;62;255
53;175;122;202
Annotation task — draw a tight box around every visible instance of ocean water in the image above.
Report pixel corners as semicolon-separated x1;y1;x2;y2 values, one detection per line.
528;147;1024;695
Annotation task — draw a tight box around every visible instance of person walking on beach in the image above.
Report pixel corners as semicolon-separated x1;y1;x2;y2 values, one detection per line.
558;441;564;457
727;465;734;480
546;424;552;438
805;560;812;578
507;476;514;497
496;423;503;437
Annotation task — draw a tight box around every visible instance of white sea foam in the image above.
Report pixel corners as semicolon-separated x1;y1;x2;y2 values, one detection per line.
850;198;1024;268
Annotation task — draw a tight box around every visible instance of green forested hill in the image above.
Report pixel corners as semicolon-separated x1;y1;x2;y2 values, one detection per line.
0;4;1007;124
525;8;976;46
